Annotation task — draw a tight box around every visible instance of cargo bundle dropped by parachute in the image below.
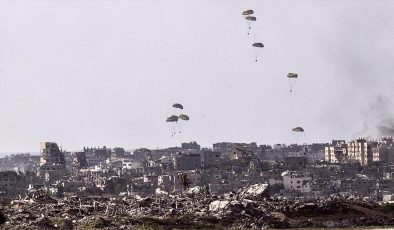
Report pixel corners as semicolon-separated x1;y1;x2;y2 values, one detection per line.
252;42;264;62
166;103;189;137
242;9;257;35
287;73;299;92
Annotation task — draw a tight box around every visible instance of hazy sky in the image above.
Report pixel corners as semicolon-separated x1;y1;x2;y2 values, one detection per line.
0;0;393;152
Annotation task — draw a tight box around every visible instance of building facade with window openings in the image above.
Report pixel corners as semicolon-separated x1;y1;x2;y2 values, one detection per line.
38;142;66;182
282;171;312;193
0;171;26;197
325;140;347;163
347;138;370;165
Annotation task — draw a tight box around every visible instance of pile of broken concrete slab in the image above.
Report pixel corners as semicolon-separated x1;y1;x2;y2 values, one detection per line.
1;183;394;229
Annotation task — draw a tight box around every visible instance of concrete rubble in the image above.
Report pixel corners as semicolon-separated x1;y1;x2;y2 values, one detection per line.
1;184;394;229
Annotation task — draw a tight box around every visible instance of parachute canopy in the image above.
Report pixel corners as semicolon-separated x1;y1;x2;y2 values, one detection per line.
172;103;183;110
245;16;257;21
287;73;298;78
287;73;299;92
292;127;304;132
252;43;264;48
166;115;178;122
242;10;254;16
178;114;190;121
252;43;264;62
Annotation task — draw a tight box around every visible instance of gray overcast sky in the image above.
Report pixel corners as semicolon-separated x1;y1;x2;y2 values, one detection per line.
0;0;393;152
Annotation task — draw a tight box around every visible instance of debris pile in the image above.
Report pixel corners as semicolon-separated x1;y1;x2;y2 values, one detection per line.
237;183;269;200
2;184;394;229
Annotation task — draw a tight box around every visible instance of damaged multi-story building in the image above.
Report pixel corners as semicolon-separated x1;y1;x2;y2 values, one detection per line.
325;140;347;163
0;171;28;197
38;142;66;182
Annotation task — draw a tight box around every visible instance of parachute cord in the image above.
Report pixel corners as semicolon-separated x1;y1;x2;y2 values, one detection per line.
247;22;251;35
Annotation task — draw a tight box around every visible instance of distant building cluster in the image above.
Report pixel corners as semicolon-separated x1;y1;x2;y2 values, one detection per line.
0;137;393;202
325;137;394;165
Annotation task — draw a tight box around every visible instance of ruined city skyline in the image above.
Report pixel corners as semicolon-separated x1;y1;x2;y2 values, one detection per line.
1;137;394;228
0;134;393;157
0;134;393;159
